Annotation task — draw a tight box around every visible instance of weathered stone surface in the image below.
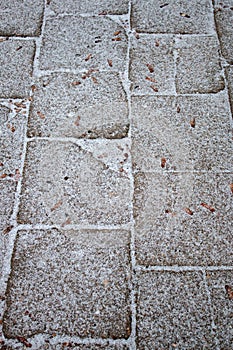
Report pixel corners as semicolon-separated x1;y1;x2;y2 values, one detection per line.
207;271;233;349
130;35;175;95
28;72;129;138
175;36;225;93
131;94;232;172
39;16;127;72
0;0;44;36
226;66;233;116
18;141;130;225
134;172;233;266
131;0;214;34
136;271;214;349
49;0;129;15
0;40;35;98
214;0;233;64
3;229;131;339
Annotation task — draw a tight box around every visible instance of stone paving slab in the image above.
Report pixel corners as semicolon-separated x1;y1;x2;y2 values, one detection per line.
206;271;233;349
28;72;129;138
131;0;214;34
18;140;130;225
6;343;129;350
0;40;35;98
39;16;127;72
3;229;131;339
134;172;233;266
0;0;44;37
131;94;232;172
214;0;233;64
136;271;214;349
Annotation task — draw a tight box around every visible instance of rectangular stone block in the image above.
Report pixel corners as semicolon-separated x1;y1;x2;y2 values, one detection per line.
0;40;35;98
28;72;129;138
131;94;232;172
206;271;233;349
175;36;225;93
134;172;233;266
131;0;214;34
39;16;127;72
0;0;44;36
136;271;214;349
3;229;131;339
18;140;130;225
130;35;175;95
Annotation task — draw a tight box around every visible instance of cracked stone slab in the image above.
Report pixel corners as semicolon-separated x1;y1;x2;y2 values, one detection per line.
49;0;129;15
3;229;131;339
214;0;233;64
206;271;233;349
136;271;214;349
175;36;225;93
0;40;35;98
129;35;175;95
131;94;232;172
18;140;130;225
0;0;44;37
226;66;233;116
134;172;233;266
28;72;129;138
39;16;127;72
131;0;214;34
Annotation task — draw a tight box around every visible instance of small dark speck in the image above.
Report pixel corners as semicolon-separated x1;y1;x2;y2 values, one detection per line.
16;46;22;51
160;3;169;8
64;176;69;180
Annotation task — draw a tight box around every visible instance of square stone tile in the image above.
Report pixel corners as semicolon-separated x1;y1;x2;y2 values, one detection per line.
131;0;214;34
0;40;35;98
28;72;129;138
206;271;233;349
175;36;225;93
134;172;233;266
3;229;131;339
18;140;130;225
226;66;233;116
214;0;233;64
136;271;214;349
39;16;127;72
0;0;44;37
49;0;128;15
131;94;232;172
129;35;175;94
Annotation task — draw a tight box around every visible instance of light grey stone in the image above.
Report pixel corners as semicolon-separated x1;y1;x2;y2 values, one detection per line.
226;66;233;116
131;0;214;34
0;0;44;36
175;36;225;93
18;140;130;225
131;94;232;172
206;271;233;349
136;271;214;349
130;35;175;95
0;40;35;98
39;16;127;72
28;72;129;138
3;229;131;339
134;172;233;266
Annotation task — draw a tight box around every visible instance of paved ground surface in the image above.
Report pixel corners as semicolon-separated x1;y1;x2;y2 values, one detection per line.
0;0;233;349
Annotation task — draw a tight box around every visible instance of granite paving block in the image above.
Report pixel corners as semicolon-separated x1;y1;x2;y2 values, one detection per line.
22;343;129;350
0;105;27;178
39;16;127;72
134;172;233;266
226;66;233;116
214;0;233;64
3;229;131;339
28;72;129;138
175;36;225;93
0;40;35;98
49;0;128;15
136;271;214;349
131;0;214;34
130;35;175;95
206;271;233;349
18;140;130;225
131;94;232;172
0;0;44;37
